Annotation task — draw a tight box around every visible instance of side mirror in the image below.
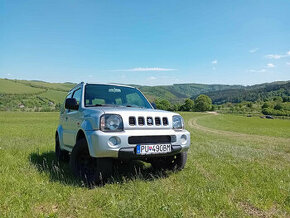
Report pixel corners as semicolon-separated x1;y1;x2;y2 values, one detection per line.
151;102;157;109
65;98;79;110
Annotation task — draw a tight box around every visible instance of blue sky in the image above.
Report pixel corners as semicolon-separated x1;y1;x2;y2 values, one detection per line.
0;0;289;85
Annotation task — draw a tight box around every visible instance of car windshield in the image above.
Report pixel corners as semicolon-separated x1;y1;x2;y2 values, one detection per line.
84;84;152;109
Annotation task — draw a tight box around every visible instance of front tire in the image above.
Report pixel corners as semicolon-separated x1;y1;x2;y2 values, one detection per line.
55;134;70;162
69;138;113;186
151;152;187;171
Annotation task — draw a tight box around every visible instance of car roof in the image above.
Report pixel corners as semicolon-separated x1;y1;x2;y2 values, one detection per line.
86;83;135;89
69;82;136;93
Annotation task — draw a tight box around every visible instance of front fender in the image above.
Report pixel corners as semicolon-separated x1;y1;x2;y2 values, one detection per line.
80;119;94;131
77;120;97;157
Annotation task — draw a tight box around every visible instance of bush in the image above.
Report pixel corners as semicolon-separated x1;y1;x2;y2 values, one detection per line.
283;96;290;102
274;104;283;110
180;99;194;111
262;108;290;116
194;95;212;112
155;99;171;111
273;96;283;102
247;102;253;108
262;102;270;109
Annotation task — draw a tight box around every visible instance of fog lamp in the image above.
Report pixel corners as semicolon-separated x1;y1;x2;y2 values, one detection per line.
180;134;187;144
108;136;121;147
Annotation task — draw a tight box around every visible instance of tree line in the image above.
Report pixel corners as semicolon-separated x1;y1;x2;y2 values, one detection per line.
155;94;214;112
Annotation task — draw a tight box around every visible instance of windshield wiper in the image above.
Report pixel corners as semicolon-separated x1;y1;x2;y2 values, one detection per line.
86;104;114;107
86;104;144;108
125;105;144;108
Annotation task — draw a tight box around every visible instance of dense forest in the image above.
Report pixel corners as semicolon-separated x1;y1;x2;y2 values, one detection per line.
199;81;290;104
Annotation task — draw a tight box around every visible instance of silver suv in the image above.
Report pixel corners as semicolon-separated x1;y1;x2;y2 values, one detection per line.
55;82;190;184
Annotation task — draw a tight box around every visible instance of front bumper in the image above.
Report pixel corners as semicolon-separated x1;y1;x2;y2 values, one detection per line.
85;129;190;158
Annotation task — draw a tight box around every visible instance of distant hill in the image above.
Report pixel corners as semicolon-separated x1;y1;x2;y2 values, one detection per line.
136;83;242;103
0;78;289;111
0;79;75;111
199;81;290;104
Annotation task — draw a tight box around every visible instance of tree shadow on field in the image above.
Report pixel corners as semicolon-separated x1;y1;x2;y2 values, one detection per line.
29;151;170;188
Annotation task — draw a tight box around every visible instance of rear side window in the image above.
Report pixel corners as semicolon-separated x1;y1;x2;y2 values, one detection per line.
72;89;82;105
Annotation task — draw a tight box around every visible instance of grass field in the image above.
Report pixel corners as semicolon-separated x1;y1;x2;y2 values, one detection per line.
197;114;290;138
0;112;289;217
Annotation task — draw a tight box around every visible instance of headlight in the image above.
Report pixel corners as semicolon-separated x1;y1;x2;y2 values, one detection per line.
100;114;123;132
172;115;184;130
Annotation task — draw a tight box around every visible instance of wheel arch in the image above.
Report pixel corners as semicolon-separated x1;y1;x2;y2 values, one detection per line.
75;129;97;157
76;129;87;142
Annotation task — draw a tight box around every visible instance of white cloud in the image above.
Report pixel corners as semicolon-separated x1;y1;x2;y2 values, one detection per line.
211;60;218;64
249;48;259;53
266;63;275;68
113;67;176;72
249;69;266;73
286;62;290;66
148;76;157;80
265;50;290;59
265;54;283;59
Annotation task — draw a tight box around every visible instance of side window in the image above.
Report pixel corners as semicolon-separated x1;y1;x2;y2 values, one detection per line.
66;93;72;100
72;89;82;105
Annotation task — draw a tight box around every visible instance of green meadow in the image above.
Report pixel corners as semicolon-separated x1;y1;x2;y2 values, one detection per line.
0;112;289;217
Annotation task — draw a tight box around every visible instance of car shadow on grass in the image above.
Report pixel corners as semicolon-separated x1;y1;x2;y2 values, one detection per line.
29;151;170;188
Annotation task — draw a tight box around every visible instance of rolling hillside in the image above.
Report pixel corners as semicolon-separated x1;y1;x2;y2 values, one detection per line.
136;83;242;103
0;79;44;94
200;81;290;104
0;79;75;111
0;78;289;111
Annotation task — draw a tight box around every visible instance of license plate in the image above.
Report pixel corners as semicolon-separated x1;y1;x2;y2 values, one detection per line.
136;144;171;155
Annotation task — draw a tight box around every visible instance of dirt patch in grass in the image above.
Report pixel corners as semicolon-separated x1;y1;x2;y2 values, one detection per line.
207;111;219;115
238;202;286;217
239;202;266;217
33;203;59;216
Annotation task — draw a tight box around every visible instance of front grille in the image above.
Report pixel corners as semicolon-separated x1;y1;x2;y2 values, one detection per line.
128;135;172;144
147;117;153;125
129;116;136;125
163;117;168;126
129;116;168;127
138;117;145;125
155;117;161;125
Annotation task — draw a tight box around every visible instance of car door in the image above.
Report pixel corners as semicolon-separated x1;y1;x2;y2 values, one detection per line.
62;88;82;147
